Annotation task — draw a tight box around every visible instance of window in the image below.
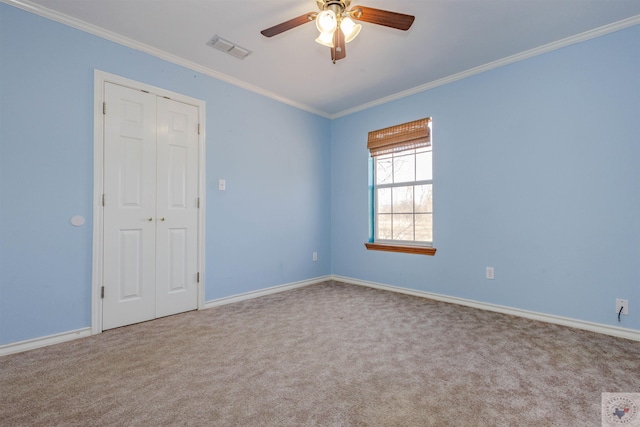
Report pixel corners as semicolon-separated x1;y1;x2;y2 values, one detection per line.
365;118;436;256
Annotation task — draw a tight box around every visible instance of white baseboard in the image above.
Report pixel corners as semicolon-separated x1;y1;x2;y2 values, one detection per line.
7;274;633;357
0;327;93;357
332;275;640;342
0;276;330;357
204;275;332;309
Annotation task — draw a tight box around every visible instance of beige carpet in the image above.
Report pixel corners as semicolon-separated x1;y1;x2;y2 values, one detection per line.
1;281;639;426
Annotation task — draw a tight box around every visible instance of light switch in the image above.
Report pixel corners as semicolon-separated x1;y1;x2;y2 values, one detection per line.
219;179;226;191
486;266;494;280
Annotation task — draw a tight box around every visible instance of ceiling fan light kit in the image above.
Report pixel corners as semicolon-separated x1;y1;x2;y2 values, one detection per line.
261;0;414;64
315;31;335;48
316;10;337;33
340;17;362;43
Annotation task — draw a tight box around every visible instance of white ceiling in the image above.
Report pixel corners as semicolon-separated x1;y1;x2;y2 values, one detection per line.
7;0;640;117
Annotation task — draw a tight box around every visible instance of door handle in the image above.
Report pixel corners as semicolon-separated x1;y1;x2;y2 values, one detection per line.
147;217;153;222
158;217;165;221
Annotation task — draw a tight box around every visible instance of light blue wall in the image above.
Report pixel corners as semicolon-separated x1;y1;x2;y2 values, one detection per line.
1;2;638;347
0;4;331;344
331;25;640;330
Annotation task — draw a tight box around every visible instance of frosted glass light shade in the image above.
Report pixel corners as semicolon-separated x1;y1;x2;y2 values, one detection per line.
315;31;335;47
316;10;337;33
340;17;361;43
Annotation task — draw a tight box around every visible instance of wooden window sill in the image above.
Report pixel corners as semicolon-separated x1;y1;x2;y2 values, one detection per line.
365;243;437;256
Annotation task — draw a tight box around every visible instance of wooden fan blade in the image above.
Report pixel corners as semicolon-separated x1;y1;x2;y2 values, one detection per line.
260;12;317;37
331;28;346;63
351;6;415;31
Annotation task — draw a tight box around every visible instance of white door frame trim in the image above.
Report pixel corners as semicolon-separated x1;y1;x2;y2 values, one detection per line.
92;70;206;334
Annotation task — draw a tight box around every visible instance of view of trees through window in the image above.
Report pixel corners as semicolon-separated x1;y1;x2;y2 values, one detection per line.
375;146;433;243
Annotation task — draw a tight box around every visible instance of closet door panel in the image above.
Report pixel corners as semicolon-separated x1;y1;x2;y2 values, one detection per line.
155;98;199;317
103;83;157;330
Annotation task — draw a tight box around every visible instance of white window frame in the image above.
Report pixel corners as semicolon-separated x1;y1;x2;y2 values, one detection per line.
373;146;433;247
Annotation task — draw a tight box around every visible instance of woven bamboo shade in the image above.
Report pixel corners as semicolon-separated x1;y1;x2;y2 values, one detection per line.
367;118;431;157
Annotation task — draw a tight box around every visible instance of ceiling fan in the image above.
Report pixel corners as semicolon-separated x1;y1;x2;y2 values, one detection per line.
260;0;415;63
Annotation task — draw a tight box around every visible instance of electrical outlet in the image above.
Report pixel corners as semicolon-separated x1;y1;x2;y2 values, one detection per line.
616;299;628;315
313;252;318;262
486;266;494;280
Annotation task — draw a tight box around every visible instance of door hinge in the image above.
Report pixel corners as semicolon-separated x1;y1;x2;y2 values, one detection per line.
198;123;201;135
101;286;105;299
102;102;106;115
197;197;200;208
102;194;105;207
197;272;200;283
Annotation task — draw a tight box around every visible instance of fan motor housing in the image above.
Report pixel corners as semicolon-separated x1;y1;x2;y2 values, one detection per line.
319;0;349;13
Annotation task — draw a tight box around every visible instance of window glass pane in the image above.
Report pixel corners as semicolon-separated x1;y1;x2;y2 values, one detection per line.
376;155;393;185
393;152;415;183
377;188;392;214
415;184;433;213
392;186;413;213
415;214;433;242
416;150;432;181
377;214;392;239
392;214;414;240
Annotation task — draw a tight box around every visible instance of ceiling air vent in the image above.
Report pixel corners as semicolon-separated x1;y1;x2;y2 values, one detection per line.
207;35;251;59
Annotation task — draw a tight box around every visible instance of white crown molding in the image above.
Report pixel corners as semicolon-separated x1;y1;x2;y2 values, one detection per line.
4;0;637;120
330;15;640;119
332;275;640;342
2;0;332;119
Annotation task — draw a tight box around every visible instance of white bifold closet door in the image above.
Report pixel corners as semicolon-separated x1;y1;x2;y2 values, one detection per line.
102;82;199;330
